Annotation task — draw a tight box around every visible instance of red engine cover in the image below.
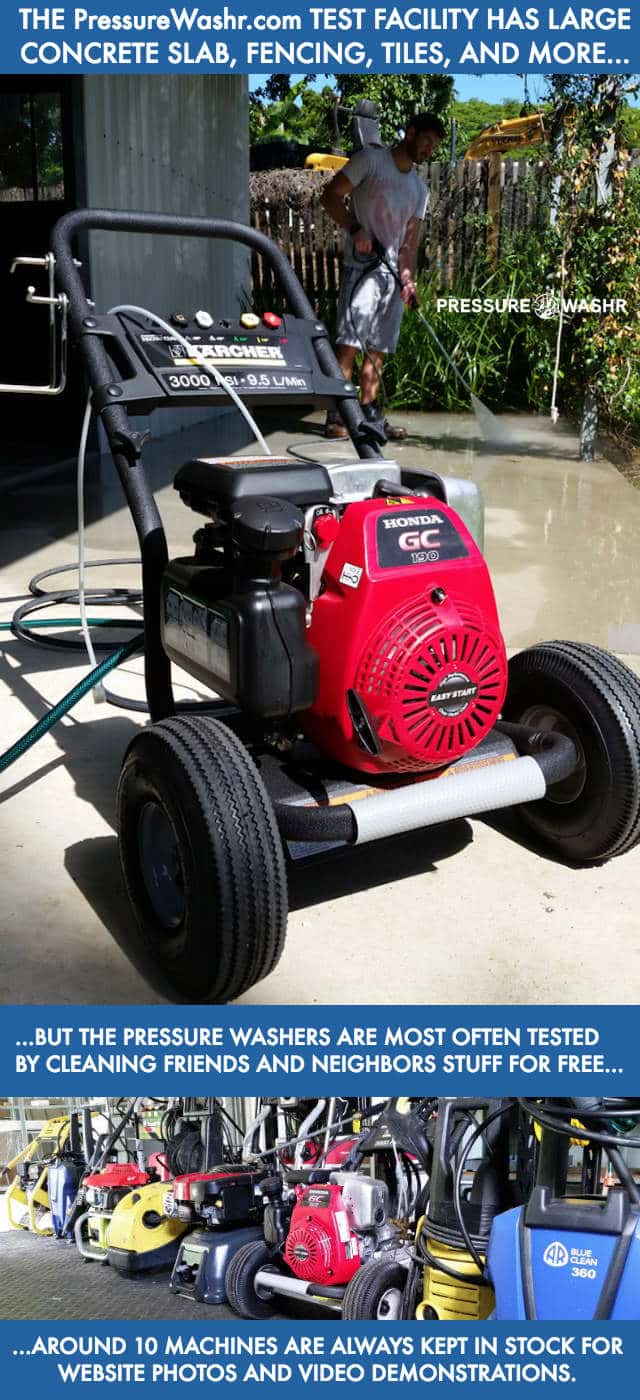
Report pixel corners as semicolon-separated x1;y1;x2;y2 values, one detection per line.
173;1168;259;1203
284;1183;360;1286
303;495;508;774
84;1164;149;1190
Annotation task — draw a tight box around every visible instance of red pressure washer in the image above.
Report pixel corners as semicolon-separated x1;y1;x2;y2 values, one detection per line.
3;209;640;1004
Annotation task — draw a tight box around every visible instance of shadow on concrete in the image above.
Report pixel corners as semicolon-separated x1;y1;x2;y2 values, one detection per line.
64;819;476;1005
480;807;594;872
287;820;474;911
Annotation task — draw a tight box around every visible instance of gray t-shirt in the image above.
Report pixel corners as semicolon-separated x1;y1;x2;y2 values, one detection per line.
342;145;428;270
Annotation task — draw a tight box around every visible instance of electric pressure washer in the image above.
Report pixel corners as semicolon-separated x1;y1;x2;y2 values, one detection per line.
488;1098;640;1320
4;1114;72;1235
6;210;640;1004
47;1110;97;1240
406;1098;522;1321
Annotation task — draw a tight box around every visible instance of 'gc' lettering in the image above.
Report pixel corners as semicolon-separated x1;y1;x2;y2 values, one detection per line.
399;528;440;551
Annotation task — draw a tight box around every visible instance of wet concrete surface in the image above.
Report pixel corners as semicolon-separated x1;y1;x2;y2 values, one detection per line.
1;406;639;1006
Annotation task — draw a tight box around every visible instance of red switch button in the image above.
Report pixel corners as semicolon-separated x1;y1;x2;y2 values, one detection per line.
263;312;282;329
313;513;340;549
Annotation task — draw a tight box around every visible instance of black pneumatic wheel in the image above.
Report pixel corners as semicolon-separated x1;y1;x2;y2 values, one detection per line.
342;1258;407;1320
225;1239;279;1319
502;642;640;864
117;715;288;1002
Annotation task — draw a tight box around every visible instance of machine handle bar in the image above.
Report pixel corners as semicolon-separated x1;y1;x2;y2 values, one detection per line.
50;209;318;329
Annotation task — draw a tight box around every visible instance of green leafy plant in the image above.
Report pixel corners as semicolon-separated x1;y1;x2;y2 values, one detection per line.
383;234;548;412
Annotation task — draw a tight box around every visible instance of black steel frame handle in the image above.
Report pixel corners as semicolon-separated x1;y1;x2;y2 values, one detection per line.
50;207;374;457
51;209;318;329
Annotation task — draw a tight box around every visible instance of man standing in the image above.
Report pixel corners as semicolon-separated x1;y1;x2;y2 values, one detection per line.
320;112;445;441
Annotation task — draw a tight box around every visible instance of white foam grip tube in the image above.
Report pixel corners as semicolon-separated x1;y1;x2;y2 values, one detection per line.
351;755;546;846
254;1269;342;1304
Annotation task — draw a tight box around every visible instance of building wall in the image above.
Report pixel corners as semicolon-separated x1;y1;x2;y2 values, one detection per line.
80;74;251;439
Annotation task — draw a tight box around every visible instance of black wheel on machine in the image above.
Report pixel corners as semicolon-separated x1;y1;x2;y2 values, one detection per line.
502;642;640;864
342;1258;407;1321
117;715;288;1002
225;1239;280;1319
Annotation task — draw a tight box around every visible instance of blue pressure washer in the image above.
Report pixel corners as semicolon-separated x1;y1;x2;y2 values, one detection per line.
488;1099;640;1320
48;1109;95;1240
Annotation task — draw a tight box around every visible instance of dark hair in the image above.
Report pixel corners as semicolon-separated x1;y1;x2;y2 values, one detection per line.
406;112;446;139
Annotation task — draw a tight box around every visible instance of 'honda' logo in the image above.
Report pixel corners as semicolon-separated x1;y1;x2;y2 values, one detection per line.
383;513;442;529
543;1241;569;1268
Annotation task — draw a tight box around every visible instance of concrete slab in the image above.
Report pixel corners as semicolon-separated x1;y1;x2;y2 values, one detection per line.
1;408;639;1006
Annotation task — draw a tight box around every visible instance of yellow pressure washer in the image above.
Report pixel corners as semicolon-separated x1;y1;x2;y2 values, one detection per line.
4;1115;71;1234
107;1099;228;1275
107;1179;188;1274
405;1099;521;1321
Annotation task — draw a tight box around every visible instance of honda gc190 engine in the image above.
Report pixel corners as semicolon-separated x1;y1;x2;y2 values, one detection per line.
284;1173;394;1286
303;495;508;773
164;455;506;773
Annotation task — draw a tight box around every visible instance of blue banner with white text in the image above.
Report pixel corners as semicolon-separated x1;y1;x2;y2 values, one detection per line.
0;3;637;75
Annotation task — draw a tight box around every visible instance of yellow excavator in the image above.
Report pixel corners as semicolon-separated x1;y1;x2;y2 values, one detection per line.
464;112;547;160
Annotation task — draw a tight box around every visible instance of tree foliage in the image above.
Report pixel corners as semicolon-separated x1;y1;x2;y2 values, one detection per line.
0;91;63;194
335;74;454;146
250;74;453;151
526;76;640;445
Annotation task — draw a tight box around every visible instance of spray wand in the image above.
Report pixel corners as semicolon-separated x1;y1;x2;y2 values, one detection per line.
370;238;506;443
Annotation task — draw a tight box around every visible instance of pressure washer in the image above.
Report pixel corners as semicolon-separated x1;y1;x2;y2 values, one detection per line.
488;1098;640;1320
47;1110;97;1240
225;1098;433;1320
4;210;640;1004
406;1098;521;1321
166;1103;275;1306
107;1100;229;1276
72;1098;170;1263
165;1099;356;1305
4;1114;71;1235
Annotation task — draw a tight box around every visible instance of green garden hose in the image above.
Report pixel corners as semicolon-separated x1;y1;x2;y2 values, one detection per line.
0;631;143;776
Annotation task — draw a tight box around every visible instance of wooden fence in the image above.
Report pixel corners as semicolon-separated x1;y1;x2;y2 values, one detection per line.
251;157;550;311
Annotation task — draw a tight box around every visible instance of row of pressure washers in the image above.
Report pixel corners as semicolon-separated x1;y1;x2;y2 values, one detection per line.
3;1097;640;1320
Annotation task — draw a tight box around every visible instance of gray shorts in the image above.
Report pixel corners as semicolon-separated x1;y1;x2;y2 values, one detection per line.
335;262;404;355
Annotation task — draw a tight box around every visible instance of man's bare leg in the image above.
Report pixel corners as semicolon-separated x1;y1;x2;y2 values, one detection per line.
359;345;408;441
325;343;359;438
359;347;384;405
